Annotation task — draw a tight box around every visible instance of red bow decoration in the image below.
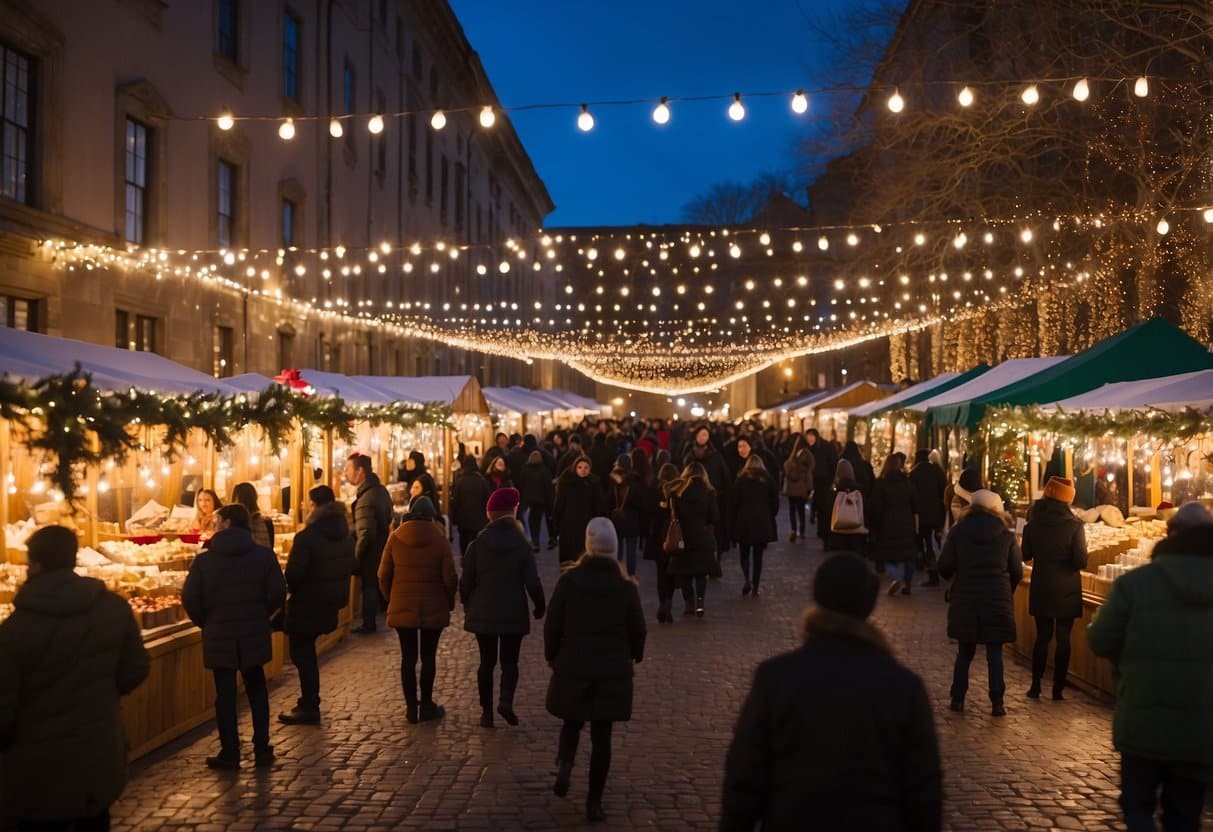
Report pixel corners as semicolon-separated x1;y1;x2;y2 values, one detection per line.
274;368;312;395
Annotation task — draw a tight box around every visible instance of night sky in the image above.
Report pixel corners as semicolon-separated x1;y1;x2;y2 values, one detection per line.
448;0;870;227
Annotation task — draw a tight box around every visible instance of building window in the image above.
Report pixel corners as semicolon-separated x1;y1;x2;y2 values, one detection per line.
281;197;296;248
124;119;148;244
440;155;449;224
342;60;355;149
0;44;34;205
135;314;158;353
115;309;129;348
425;129;433;203
217;160;236;246
0;294;40;331
277;328;294;370
213;325;234;377
217;0;239;62
283;10;300;103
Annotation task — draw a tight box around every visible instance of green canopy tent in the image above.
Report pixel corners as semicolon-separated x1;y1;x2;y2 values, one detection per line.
927;319;1213;432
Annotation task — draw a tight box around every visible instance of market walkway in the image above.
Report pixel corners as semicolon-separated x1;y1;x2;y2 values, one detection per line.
113;527;1210;831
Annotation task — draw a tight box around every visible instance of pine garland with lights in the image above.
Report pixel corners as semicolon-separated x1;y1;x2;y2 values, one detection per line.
984;405;1213;445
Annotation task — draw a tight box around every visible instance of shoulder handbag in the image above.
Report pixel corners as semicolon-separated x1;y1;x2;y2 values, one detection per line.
831;490;866;533
611;486;630;524
662;497;685;554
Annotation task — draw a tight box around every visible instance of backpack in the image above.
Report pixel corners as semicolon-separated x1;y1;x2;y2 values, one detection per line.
830;490;867;534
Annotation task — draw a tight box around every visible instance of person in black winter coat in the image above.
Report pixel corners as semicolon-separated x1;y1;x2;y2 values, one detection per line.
608;458;646;577
938;489;1023;716
485;454;514;492
589;432;616;483
669;463;720;617
868;453;920;595
546;518;646;823
684;427;732;556
909;449;948;586
280;486;358;725
182;504;287;769
451;456;494;556
553;457;608;564
841;441;874;500
0;526;150;830
729;456;779;597
346;453;393;633
460;488;546;728
645;463;681;623
806;430;839;544
518;450;556;552
397;450;428;486
828;459;868;555
722;553;942;832
1020;476;1087;700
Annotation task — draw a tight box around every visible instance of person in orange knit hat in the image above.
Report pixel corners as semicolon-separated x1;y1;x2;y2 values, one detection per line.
1020;476;1087;700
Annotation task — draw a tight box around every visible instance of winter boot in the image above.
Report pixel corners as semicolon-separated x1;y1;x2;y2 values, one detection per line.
553;760;573;797
1026;679;1042;699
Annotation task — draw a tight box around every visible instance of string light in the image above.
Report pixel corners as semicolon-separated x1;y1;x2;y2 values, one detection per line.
577;104;594;132
216;111;234;131
1072;78;1090;101
328;118;344;138
957;86;974;107
368;113;385;134
652;97;671;125
1021;84;1040;105
728;93;746;122
479;106;496;128
791;90;808;114
278;118;296;140
1156;218;1170;235
887;89;904;113
430;109;447;130
1134;76;1149;97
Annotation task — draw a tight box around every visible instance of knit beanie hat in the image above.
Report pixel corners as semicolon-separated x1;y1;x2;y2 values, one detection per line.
1043;476;1076;505
308;485;336;505
835;459;855;483
1167;501;1213;533
485;487;520;513
584;517;619;557
812;553;878;619
409;496;438;519
970;489;1004;514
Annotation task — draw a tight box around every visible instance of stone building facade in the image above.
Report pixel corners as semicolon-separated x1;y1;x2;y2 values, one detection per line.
0;0;586;391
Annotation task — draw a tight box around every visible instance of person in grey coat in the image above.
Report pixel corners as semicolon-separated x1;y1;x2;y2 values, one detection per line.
546;518;646;823
346;452;393;633
938;490;1022;717
460;487;546;728
183;504;287;769
0;526;150;831
1020;476;1087;700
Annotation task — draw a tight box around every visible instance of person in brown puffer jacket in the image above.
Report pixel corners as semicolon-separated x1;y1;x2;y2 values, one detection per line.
378;496;458;725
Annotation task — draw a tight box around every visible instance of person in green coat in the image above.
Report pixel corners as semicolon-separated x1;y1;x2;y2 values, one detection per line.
1086;502;1213;831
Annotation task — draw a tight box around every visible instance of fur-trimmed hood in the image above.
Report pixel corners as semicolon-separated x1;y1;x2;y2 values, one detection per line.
800;606;893;655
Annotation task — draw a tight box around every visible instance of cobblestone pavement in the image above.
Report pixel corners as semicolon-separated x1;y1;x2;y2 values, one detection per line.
114;522;1212;831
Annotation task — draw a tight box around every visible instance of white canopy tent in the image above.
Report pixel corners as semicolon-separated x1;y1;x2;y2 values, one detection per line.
1044;369;1213;413
907;357;1068;413
849;372;963;419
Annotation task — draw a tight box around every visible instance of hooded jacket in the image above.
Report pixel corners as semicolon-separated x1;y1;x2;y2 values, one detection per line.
868;470;919;564
1087;524;1213;780
379;516;458;630
721;607;941;832
938;510;1022;644
782;448;814;499
182;526;286;669
518;452;556;508
284;501;357;635
450;460;493;534
352;472;393;572
1021;497;1087;619
0;570;150;821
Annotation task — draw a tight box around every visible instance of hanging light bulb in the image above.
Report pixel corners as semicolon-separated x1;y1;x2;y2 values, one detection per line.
729;243;741;258
953;232;968;249
1156;217;1169;235
759;232;771;246
818;236;829;251
368;113;385;134
216;110;235;131
278;118;296;140
430;109;447;130
479;106;496;128
1020;229;1033;243
1134;76;1149;98
957;86;974;107
577;104;594;132
791;90;808;114
887;89;904;113
1021;84;1040;105
1072;78;1090;102
652;97;671;125
1203;207;1213;224
328;118;344;138
728;92;745;122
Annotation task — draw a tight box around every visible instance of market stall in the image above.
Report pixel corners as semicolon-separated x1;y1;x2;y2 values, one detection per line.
847;365;989;459
757;389;831;430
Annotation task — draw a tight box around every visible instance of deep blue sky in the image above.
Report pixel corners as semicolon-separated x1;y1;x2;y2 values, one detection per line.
449;0;865;227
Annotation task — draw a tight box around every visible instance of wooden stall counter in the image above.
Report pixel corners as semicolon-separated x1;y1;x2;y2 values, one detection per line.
1011;567;1114;699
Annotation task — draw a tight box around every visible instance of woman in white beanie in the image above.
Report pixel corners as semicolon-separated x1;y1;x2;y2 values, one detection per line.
937;489;1023;717
544;517;647;823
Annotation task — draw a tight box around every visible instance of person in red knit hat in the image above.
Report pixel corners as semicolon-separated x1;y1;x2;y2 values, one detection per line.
459;488;546;728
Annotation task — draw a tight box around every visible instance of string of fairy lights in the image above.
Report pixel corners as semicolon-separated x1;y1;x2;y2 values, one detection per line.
36;197;1209;393
196;72;1206;140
